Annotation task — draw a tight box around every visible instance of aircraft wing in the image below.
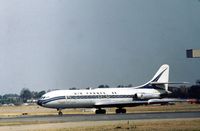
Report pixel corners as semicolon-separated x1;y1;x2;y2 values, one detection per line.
94;98;186;108
94;100;148;108
147;98;186;104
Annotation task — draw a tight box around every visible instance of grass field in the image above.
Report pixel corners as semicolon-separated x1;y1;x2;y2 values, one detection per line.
0;119;199;131
53;119;200;131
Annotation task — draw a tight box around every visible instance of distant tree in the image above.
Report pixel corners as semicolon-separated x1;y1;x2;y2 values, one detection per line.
69;87;77;90
31;91;38;99
105;85;109;88
179;85;189;98
117;84;133;88
168;85;190;98
127;84;133;87
189;85;200;99
20;88;32;102
37;91;46;98
196;79;200;85
98;85;109;88
3;94;19;99
0;94;21;105
98;85;104;88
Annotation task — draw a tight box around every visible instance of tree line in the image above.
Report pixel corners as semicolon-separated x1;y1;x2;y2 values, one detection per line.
0;88;46;105
169;84;200;99
167;80;200;99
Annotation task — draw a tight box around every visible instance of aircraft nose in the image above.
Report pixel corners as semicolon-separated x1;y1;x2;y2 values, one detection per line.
37;100;43;106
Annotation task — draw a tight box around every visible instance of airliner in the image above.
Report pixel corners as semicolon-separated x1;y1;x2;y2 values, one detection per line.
37;64;184;115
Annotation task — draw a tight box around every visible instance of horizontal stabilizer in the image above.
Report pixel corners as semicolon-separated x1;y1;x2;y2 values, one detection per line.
150;82;189;85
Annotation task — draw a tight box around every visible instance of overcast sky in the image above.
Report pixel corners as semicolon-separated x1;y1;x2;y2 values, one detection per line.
0;0;199;94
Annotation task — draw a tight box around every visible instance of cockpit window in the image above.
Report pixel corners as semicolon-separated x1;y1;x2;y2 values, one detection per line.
41;96;45;99
41;96;49;99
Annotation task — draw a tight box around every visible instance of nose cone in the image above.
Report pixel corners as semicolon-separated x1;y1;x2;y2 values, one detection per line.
37;100;43;106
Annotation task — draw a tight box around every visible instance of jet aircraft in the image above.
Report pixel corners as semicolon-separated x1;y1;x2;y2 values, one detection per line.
37;64;184;115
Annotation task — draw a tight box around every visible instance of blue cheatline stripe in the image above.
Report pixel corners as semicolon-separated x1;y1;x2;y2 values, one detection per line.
40;95;135;104
67;95;133;99
41;96;66;104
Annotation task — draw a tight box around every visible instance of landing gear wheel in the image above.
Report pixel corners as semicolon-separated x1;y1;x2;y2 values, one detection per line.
95;109;106;114
57;109;63;116
116;108;126;114
121;109;126;113
58;111;63;116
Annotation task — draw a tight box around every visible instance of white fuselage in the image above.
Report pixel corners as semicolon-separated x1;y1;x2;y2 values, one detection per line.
38;87;166;109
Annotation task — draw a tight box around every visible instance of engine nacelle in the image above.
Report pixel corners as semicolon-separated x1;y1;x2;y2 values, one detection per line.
134;93;160;99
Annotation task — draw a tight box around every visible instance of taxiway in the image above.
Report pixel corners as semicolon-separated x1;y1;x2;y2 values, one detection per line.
0;111;200;123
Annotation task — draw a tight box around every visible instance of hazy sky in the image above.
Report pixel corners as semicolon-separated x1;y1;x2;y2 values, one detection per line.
0;0;199;94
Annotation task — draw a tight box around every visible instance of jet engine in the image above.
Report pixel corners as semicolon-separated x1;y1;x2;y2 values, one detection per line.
134;93;160;99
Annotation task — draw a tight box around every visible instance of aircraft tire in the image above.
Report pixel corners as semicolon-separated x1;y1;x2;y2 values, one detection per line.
121;109;126;113
58;111;63;116
95;109;106;114
116;108;126;114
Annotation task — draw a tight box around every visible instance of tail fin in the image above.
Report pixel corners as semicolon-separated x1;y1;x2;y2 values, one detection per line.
139;64;169;92
151;64;169;84
137;64;187;92
149;64;169;91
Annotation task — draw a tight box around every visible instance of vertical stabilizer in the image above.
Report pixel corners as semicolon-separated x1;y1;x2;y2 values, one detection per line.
150;64;169;91
137;64;170;91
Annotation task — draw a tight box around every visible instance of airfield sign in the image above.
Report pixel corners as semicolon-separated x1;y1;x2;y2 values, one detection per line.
186;49;200;58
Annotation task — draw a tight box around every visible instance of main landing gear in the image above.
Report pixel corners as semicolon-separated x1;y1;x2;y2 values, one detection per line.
95;108;126;114
95;108;106;114
115;108;126;114
57;108;63;116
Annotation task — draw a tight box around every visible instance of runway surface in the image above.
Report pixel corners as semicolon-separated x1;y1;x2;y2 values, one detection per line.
0;111;200;123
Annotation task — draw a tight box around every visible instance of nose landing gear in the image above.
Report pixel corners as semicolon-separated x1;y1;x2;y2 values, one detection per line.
57;108;63;116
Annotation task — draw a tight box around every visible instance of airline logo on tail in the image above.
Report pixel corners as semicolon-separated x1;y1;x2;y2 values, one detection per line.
152;68;168;82
150;64;169;84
